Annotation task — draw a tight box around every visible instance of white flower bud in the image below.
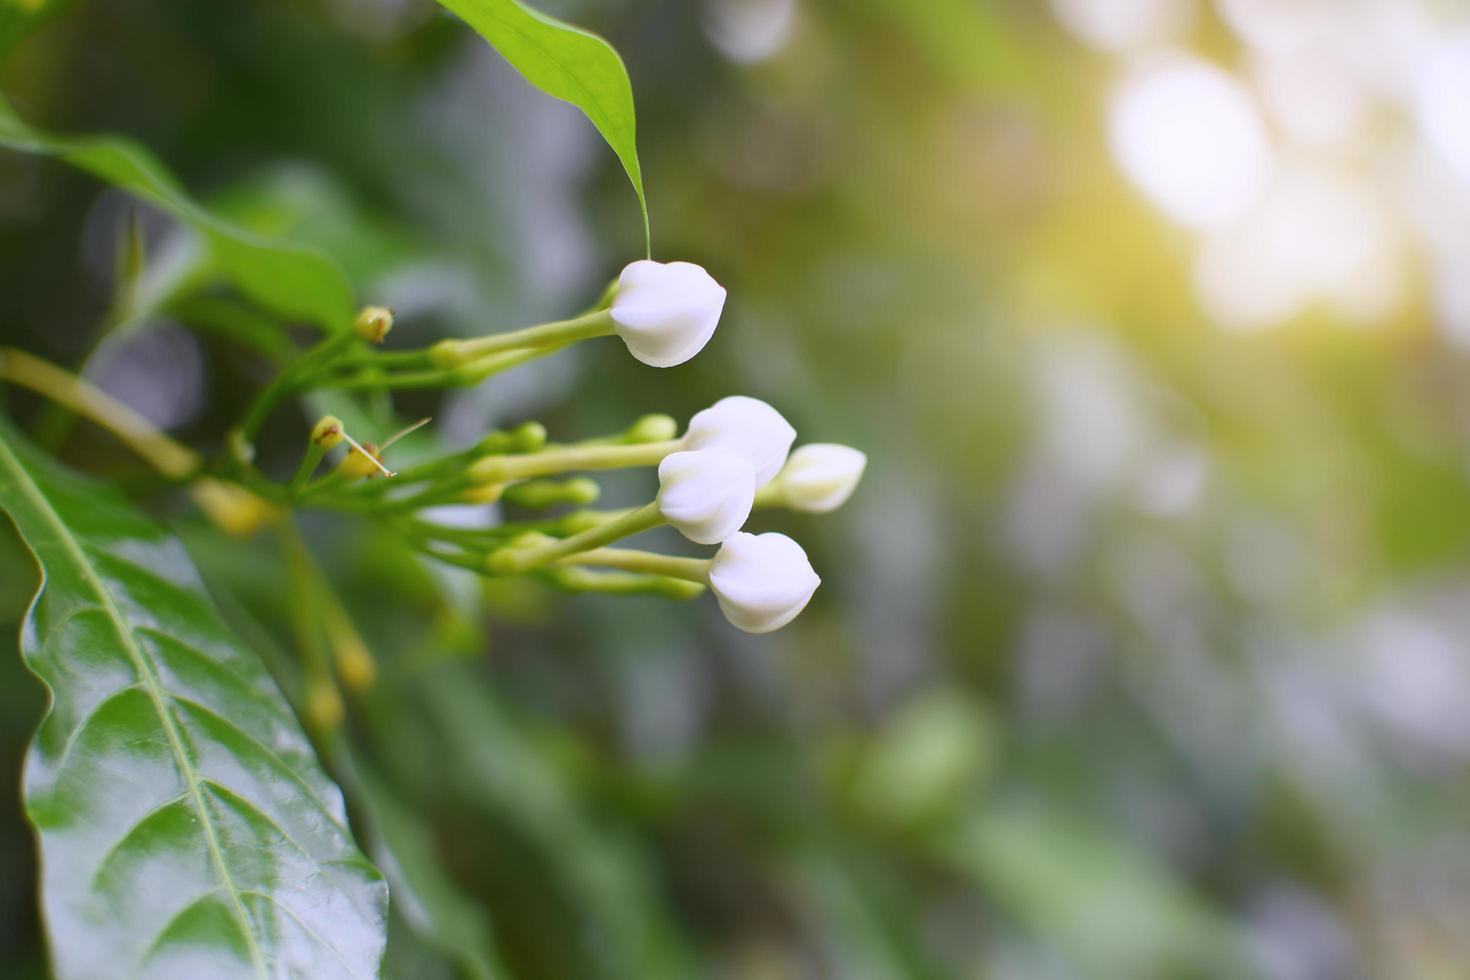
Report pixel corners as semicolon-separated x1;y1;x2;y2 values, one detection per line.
683;395;796;487
776;443;867;512
657;448;756;545
610;260;727;367
708;532;820;633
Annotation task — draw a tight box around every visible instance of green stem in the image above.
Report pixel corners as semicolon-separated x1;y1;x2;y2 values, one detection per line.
430;309;614;366
754;481;787;509
0;347;200;479
238;329;357;445
489;502;662;573
560;547;711;583
470;439;682;484
538;567;705;600
288;443;330;496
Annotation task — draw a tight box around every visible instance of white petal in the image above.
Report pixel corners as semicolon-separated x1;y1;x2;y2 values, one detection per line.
657;448;756;544
683;395;796;487
778;443;867;512
708;531;820;633
610;260;727;367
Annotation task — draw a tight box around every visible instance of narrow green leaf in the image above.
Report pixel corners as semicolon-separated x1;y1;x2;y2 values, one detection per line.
0;97;354;331
431;0;651;253
0;419;387;980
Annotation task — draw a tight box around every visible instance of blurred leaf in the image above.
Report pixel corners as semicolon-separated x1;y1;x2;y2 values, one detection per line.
431;0;650;252
849;690;996;830
371;666;694;980
934;805;1250;979
349;760;506;980
0;0;73;62
0;419;387;979
0;96;353;332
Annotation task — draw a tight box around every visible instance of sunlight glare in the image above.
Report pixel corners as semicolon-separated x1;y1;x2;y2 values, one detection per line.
1109;54;1273;229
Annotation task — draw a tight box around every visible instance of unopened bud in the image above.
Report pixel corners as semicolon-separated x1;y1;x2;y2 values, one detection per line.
684;396;796;487
305;678;344;731
609;260;726;367
503;477;601;509
486;532;555;574
708;532;820;633
311;415;345;449
189;479;282;538
333;634;377;692
625;414;679;444
337;442;384;480
774;444;866;513
353;305;394;343
512;421;547;452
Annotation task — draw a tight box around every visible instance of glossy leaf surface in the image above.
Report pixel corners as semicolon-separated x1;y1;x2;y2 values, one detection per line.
0;420;387;979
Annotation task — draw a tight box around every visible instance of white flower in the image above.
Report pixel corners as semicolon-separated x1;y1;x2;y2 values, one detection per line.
708;532;820;633
656;448;756;545
610;260;727;367
683;395;796;487
774;443;866;512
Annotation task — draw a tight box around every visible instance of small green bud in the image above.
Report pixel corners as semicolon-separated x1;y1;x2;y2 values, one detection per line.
486;532;553;575
512;421;547;452
624;414;679;444
475;429;517;454
503;477;601;509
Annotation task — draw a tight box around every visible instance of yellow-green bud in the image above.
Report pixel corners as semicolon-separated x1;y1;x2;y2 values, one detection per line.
353;305;394;343
512;421;547;452
311;415;345;449
333;634;377;692
503;477;601;509
625;414;679;444
305;678;344;731
486;532;554;575
337;442;384;480
189;479;282;538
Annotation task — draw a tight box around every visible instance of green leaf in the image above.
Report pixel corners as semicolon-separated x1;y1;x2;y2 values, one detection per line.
431;0;651;253
0;96;354;332
0;419;387;980
0;0;74;63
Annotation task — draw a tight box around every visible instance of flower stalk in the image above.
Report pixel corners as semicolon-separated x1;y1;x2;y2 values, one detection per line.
488;502;663;573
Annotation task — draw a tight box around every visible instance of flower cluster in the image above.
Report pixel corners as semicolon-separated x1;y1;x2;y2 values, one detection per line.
473;391;863;632
219;259;863;633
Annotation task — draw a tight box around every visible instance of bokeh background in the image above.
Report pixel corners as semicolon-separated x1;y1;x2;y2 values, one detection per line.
5;0;1470;977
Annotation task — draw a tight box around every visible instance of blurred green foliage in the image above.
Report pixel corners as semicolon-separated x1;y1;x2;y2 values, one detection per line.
5;0;1470;978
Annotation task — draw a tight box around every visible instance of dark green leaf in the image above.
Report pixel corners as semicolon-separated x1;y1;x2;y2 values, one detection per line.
431;0;650;252
0;419;387;980
349;760;505;980
0;97;354;332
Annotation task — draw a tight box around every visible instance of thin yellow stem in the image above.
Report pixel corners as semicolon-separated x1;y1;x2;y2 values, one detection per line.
490;502;663;573
469;439;682;485
560;547;712;583
0;347;199;479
